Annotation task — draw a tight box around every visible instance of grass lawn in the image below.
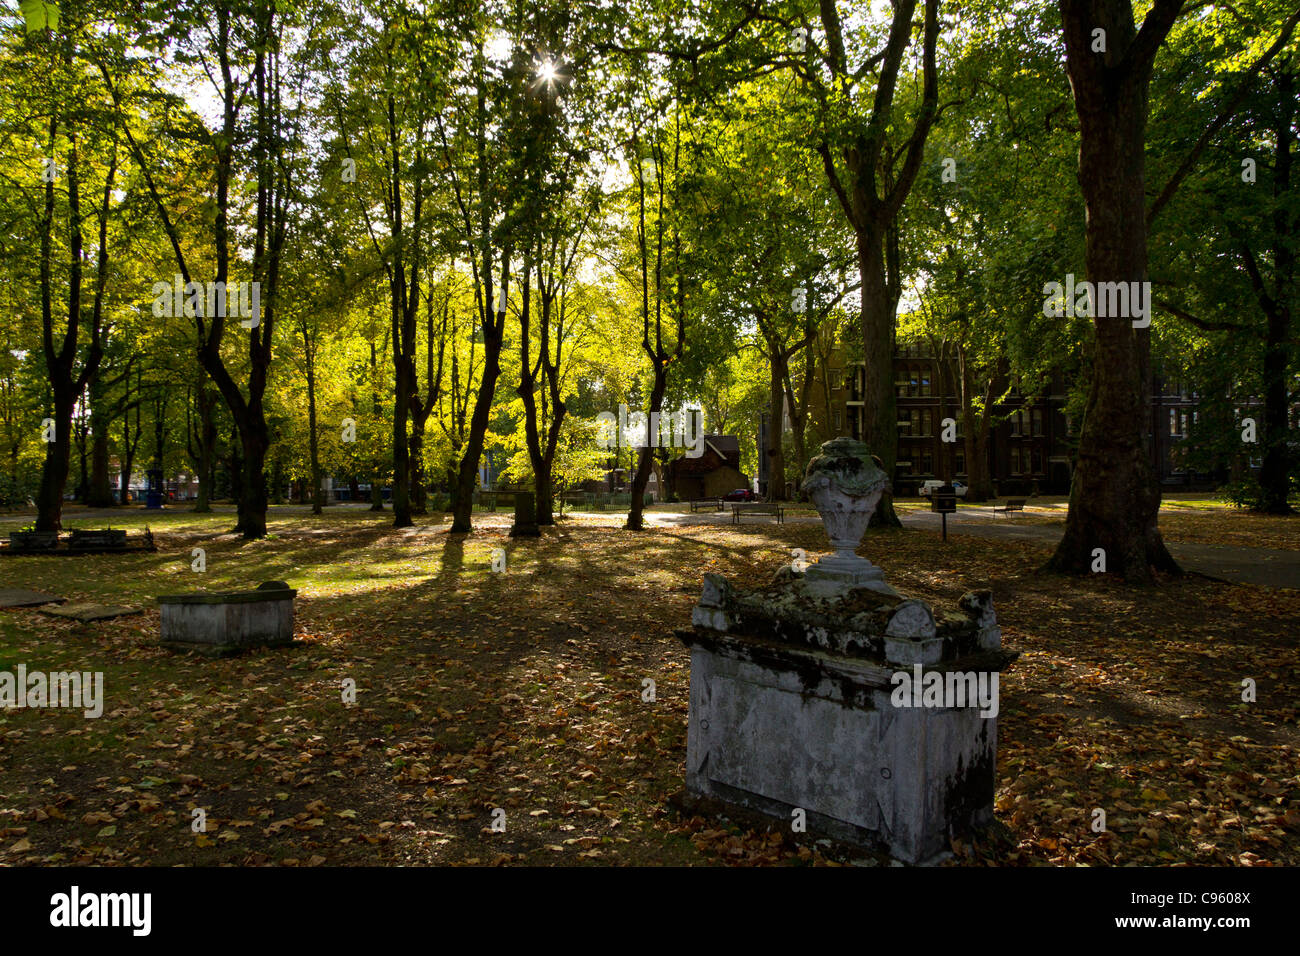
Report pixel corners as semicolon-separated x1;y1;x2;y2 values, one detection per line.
0;504;1296;866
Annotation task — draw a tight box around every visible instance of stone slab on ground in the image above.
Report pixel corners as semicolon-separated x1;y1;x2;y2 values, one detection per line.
39;603;143;623
0;588;66;608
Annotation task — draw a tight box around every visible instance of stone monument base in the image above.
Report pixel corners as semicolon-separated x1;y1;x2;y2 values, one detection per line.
678;573;1015;865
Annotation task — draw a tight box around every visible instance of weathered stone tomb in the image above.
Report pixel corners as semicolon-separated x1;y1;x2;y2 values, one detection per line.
158;580;297;655
676;437;1015;863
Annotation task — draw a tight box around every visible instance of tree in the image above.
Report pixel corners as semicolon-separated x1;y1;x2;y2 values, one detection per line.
101;0;304;538
5;7;127;531
1048;0;1298;578
1148;5;1300;514
800;0;942;525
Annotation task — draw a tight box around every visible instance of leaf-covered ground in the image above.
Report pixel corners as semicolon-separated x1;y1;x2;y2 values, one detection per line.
0;505;1296;866
975;496;1300;552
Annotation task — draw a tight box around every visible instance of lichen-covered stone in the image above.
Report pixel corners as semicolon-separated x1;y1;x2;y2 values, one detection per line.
689;570;1002;666
801;437;889;498
678;469;1016;863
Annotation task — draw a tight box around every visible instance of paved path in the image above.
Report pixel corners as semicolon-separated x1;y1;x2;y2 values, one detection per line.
645;507;1300;590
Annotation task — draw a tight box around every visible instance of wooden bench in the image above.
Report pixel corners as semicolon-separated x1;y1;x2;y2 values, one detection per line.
995;498;1026;516
731;502;784;524
690;498;723;513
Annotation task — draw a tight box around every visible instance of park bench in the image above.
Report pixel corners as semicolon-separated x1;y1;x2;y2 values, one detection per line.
731;502;784;524
690;498;723;513
995;498;1026;516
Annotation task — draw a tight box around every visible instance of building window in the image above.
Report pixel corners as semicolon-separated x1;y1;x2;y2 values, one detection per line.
1031;407;1044;436
1010;446;1023;475
1032;448;1043;474
1010;410;1025;437
920;370;932;397
833;409;842;431
920;451;933;476
901;408;931;437
1169;408;1178;436
955;449;966;475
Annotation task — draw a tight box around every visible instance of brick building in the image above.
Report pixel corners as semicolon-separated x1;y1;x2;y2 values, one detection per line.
806;341;1213;497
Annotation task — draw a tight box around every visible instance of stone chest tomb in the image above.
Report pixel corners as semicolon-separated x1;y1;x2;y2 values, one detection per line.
158;581;297;655
676;437;1015;864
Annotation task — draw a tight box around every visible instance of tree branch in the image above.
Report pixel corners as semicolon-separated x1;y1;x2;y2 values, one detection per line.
1147;4;1300;226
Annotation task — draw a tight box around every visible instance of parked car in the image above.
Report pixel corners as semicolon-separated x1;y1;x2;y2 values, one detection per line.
919;479;967;498
723;488;759;502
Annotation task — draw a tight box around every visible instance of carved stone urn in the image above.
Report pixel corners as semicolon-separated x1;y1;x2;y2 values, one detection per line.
800;436;896;596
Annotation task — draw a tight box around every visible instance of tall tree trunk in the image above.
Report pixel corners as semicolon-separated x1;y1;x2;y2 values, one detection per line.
409;282;447;519
35;129;109;530
238;419;269;536
392;349;412;525
858;236;902;526
120;393;141;505
75;402;90;502
960;348;994;502
813;0;939;528
766;340;787;500
626;372;668;530
225;426;243;515
35;394;76;531
86;371;114;506
1048;0;1183;580
193;386;216;512
303;326;323;515
451;331;502;533
1255;67;1295;515
408;420;426;515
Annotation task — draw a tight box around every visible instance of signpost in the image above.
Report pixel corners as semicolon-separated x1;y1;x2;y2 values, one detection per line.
930;483;957;541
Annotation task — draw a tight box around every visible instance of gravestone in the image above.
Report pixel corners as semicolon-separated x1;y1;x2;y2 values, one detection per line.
40;603;142;623
69;529;128;551
676;437;1016;864
8;531;58;552
0;588;65;608
158;580;297;655
509;492;540;537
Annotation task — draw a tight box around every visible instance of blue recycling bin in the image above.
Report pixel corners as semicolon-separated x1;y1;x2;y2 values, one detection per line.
145;469;164;510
